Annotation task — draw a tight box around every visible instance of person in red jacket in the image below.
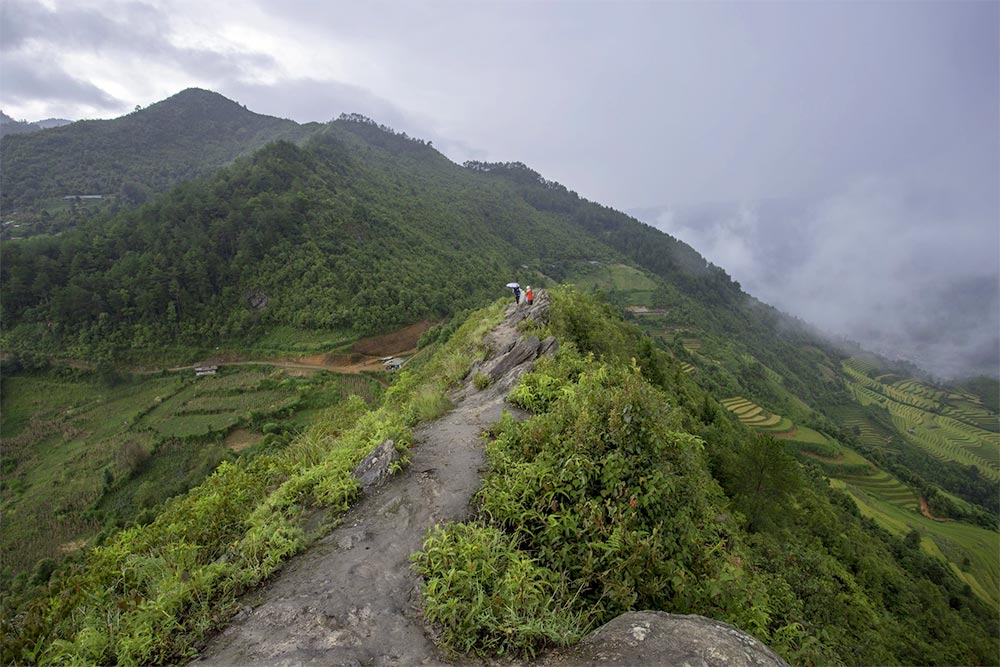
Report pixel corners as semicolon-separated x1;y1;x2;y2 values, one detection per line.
526;286;534;305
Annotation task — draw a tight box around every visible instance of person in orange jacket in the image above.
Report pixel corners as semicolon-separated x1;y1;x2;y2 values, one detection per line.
526;286;534;305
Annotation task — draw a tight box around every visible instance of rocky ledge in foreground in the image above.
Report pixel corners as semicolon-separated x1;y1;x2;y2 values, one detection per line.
539;611;789;667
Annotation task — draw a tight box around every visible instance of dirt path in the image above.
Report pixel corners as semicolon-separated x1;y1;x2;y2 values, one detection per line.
192;294;554;667
164;354;404;376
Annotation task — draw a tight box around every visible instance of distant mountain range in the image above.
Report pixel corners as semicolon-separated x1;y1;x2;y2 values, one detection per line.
0;111;72;137
0;89;319;220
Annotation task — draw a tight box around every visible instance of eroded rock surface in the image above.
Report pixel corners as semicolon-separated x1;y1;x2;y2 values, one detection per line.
540;611;789;667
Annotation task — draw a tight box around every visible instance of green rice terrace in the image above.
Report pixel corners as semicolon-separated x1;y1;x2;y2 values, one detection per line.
565;261;660;305
0;366;382;579
723;392;1000;609
720;397;793;435
843;358;1000;482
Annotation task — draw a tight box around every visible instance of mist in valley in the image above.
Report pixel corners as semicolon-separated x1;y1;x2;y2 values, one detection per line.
632;180;1000;381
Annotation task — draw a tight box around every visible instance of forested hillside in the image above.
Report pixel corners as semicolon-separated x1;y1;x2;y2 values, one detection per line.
0;89;319;237
1;116;706;361
0;112;70;138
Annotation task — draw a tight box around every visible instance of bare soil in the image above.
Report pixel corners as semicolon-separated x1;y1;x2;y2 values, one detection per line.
919;496;948;522
351;321;434;356
225;428;262;453
770;426;799;439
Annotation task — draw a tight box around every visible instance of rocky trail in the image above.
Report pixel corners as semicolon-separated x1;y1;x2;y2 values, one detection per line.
191;290;788;667
192;293;558;667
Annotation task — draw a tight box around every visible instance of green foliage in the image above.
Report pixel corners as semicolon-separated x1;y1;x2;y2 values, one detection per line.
1;89;317;237
472;372;492;390
416;290;999;665
418;345;782;655
715;432;802;532
412;523;584;657
1;299;505;665
2;120;610;359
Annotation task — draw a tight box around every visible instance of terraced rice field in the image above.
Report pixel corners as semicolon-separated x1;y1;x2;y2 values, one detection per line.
940;401;1000;433
830;479;1000;609
844;356;881;376
843;365;1000;482
893;379;946;402
721;397;795;435
679;362;696;375
138;371;299;438
740;355;783;383
840;469;919;511
682;338;703;353
831;406;894;452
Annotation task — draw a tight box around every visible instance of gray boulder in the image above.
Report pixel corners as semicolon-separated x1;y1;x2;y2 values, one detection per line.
350;439;401;492
541;611;789;667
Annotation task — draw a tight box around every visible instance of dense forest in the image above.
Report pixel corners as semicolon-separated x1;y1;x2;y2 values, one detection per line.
1;112;737;361
0;89;320;237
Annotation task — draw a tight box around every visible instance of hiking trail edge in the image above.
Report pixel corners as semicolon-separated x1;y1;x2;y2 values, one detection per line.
192;291;556;667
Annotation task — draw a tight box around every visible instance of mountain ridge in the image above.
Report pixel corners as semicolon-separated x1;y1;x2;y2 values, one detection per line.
1;88;996;666
0;88;321;234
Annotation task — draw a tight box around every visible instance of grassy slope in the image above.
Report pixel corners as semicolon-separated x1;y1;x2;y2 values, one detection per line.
0;367;381;582
563;261;1000;612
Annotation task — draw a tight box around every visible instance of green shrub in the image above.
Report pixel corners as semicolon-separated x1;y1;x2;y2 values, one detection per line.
412;522;584;657
409;386;453;423
473;372;492;390
418;353;779;655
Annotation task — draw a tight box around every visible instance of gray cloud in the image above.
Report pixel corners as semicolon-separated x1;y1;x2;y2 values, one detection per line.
0;0;277;113
0;55;122;110
636;178;1000;379
222;78;415;127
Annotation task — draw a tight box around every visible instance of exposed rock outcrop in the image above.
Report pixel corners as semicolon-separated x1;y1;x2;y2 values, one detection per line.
462;290;557;396
350;439;401;492
540;611;789;667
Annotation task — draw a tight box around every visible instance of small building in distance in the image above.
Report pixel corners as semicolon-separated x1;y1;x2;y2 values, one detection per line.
380;357;403;371
194;365;219;376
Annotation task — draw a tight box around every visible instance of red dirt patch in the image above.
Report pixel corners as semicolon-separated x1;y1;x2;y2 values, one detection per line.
351;321;434;356
770;426;799;439
919;496;948;522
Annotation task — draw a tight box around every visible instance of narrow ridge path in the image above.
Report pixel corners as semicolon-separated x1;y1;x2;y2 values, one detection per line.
192;294;553;667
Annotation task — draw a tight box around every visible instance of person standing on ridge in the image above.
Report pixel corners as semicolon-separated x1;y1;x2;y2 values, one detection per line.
526;286;534;305
512;285;521;304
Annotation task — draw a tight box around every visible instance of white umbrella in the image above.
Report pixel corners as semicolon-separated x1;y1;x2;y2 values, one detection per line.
505;282;520;288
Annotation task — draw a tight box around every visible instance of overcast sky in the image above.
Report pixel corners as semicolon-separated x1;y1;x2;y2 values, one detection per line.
1;0;997;378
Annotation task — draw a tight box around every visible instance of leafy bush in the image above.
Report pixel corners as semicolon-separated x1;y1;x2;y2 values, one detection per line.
417;351;781;655
412;523;584;657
